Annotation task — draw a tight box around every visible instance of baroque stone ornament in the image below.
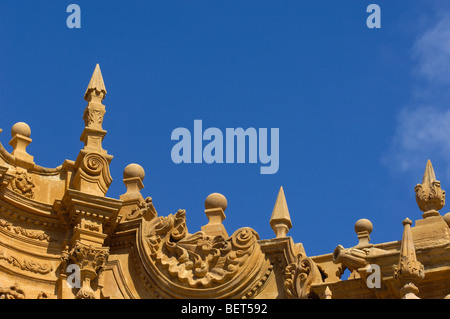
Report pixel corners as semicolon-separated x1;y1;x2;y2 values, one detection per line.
270;186;292;238
139;209;271;298
332;218;388;280
415;160;445;218
10;170;35;199
0;251;53;275
393;218;424;299
0;218;53;242
284;252;323;299
0;283;25;299
62;241;109;299
125;197;157;221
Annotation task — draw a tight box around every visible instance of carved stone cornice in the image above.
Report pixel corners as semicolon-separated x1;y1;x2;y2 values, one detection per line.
0;192;63;231
60;189;122;237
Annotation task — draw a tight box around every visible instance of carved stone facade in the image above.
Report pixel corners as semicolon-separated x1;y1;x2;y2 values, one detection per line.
1;65;450;299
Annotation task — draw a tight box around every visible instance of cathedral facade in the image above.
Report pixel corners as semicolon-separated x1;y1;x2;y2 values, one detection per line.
0;65;449;299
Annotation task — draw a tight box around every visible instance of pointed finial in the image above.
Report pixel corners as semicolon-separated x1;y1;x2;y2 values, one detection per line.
324;286;332;299
270;186;292;238
84;64;107;102
415;160;445;218
393;217;424;299
422;160;436;186
81;64;108;135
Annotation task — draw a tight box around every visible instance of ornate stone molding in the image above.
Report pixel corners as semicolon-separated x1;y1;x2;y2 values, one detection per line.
0;251;53;275
0;218;53;242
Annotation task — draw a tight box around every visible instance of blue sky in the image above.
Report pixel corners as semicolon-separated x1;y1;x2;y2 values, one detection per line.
1;1;450;256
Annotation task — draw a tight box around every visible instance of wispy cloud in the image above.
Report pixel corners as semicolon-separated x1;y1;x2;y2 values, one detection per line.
385;11;450;180
412;12;450;86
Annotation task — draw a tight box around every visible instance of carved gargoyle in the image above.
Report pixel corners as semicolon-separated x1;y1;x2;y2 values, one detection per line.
332;244;387;279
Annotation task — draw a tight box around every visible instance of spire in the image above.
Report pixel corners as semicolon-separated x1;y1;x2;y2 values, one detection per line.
81;64;108;146
71;64;113;197
270;186;292;238
84;64;107;102
393;218;424;299
324;286;332;299
415;159;445;218
422;159;436;185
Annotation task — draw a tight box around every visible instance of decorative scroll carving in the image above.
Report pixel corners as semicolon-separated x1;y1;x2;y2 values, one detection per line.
139;209;270;298
284;252;323;299
0;251;53;275
72;151;113;196
10;171;35;199
0;283;25;299
126;197;157;221
81;153;105;176
0;218;53;242
147;209;258;287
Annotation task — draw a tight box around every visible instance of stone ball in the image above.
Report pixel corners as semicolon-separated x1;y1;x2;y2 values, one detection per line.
11;122;31;138
123;163;145;181
205;193;227;211
354;218;373;234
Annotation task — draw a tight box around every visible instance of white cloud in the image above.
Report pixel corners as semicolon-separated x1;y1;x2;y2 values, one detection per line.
386;12;450;180
388;106;450;171
413;12;450;86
